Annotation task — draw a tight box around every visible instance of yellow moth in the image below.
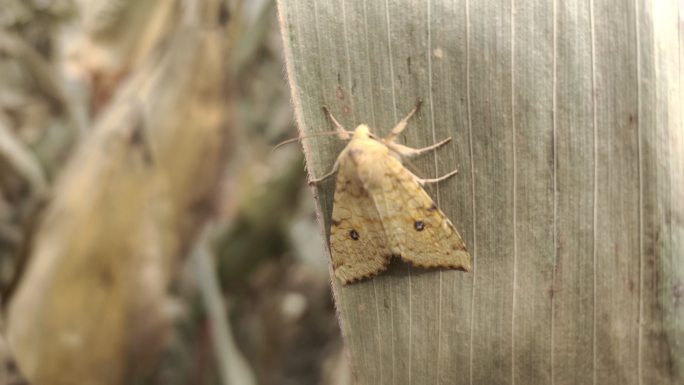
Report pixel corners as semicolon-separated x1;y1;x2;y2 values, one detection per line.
312;101;471;285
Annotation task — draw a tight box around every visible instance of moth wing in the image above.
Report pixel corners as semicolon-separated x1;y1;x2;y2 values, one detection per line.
329;162;392;284
368;156;471;271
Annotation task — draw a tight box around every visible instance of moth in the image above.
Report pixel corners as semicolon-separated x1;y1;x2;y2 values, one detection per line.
312;100;471;285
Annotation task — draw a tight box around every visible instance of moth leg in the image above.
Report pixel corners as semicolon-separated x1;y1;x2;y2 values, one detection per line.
309;156;341;185
407;168;458;186
386;137;452;158
385;99;423;142
323;106;351;140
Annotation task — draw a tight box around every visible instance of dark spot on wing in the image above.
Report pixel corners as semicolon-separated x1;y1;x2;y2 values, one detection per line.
350;229;359;240
414;220;425;231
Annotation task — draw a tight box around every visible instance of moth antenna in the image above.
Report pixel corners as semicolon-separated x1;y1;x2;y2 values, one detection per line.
272;130;353;152
272;137;303;151
322;106;351;140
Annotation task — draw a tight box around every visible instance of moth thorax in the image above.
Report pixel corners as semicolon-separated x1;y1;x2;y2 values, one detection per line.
356;163;385;190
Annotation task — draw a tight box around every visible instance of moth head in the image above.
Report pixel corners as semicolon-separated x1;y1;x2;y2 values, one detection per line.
352;124;371;140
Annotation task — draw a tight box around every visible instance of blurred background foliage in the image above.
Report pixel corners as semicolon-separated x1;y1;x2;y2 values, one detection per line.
0;0;346;384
